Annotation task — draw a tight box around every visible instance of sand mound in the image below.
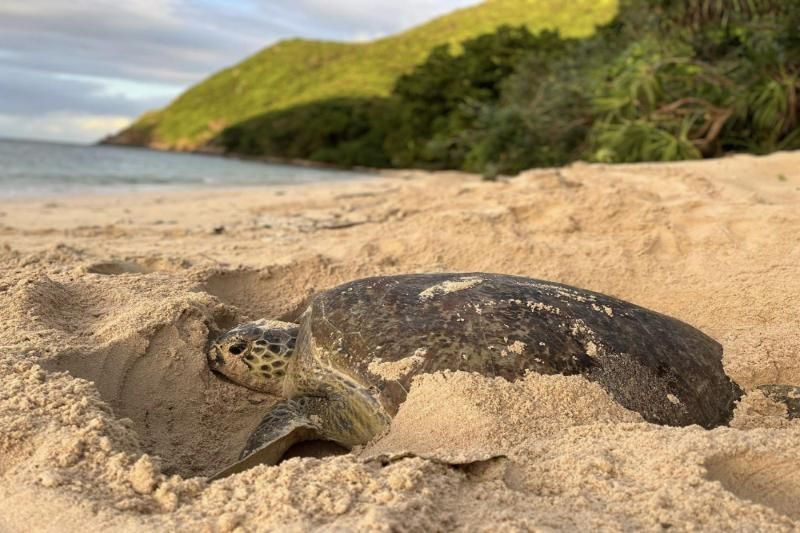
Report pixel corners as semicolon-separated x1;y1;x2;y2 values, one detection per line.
1;152;799;530
362;372;642;463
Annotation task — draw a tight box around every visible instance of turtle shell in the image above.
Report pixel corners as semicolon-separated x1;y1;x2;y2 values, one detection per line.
293;273;742;429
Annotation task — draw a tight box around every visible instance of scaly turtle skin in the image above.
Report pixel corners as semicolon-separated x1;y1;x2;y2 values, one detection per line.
207;273;745;478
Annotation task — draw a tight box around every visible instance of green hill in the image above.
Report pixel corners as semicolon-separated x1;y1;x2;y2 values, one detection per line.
106;0;617;150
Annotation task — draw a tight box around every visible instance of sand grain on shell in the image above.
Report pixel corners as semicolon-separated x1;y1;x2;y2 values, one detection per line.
418;276;484;301
368;351;427;380
1;152;800;530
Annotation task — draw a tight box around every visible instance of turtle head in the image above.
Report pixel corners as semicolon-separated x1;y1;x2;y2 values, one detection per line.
207;320;298;395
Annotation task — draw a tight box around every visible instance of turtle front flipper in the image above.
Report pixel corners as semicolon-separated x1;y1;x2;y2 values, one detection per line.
210;399;322;480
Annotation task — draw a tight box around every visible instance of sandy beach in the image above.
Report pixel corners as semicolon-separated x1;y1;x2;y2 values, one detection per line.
1;152;799;531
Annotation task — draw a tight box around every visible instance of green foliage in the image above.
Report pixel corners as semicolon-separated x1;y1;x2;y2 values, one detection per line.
218;26;573;171
485;0;800;168
220;98;391;167
385;26;562;169
456;37;596;174
633;0;787;28
592;121;702;163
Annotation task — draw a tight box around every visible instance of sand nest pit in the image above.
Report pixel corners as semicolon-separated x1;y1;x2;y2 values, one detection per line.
3;261;356;479
2;254;388;480
8;271;257;478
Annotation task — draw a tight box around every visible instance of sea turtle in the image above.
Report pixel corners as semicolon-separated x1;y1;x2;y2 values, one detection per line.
206;273;785;478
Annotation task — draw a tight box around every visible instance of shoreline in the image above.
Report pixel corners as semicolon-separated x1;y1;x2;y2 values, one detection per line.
97;134;800;182
0;137;385;202
4;146;798;204
98;137;390;175
0;171;381;203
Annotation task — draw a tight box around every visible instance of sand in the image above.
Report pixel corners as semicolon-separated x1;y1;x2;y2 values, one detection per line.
1;152;799;531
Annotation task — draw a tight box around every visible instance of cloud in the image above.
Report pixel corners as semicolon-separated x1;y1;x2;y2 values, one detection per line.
0;113;132;143
0;66;168;116
0;0;285;84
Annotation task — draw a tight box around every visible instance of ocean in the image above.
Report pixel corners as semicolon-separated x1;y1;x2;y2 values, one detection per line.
0;138;374;198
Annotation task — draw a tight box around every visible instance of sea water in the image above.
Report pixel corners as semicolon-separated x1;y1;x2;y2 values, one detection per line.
0;138;373;198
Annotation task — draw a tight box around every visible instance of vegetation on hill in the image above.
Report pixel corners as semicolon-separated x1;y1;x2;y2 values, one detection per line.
219;0;800;175
220;26;554;168
109;0;616;149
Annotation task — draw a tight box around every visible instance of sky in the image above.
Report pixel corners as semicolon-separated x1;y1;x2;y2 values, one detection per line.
0;0;481;144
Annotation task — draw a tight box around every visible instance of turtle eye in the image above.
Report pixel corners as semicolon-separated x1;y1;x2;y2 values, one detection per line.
228;343;247;356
